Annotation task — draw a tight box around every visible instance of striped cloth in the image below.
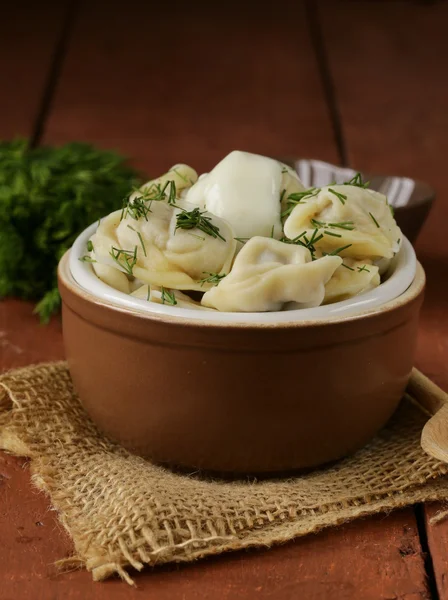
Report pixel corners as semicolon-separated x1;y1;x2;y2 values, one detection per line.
295;159;415;208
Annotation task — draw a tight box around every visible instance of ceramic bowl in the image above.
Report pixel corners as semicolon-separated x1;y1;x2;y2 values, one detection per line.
70;222;417;323
58;241;425;474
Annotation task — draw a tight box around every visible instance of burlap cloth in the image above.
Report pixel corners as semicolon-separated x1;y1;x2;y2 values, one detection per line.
1;362;448;585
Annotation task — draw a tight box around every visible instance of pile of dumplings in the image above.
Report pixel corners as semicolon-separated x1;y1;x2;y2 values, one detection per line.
84;151;402;313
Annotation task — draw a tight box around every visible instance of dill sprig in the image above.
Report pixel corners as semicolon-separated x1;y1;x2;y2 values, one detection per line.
328;221;355;230
175;207;225;241
343;172;369;188
0;139;141;323
369;212;380;228
282;187;320;217
121;180;177;220
127;225;147;256
109;245;138;275
310;218;355;231
341;263;355;271
281;228;323;259
161;287;177;305
199;272;226;286
357;265;370;273
325;244;353;256
121;196;152;221
324;231;342;238
328;188;347;205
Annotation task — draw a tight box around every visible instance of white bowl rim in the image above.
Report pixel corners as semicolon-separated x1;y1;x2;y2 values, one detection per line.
69;222;417;325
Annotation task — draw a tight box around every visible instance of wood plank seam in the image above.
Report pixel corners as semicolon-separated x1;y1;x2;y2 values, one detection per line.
304;0;348;167
416;504;440;600
30;0;80;148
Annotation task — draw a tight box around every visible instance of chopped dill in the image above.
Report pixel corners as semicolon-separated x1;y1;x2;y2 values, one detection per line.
341;263;355;271
311;219;355;231
121;179;177;220
87;240;94;252
109;245;138;275
168;181;177;204
357;265;370;273
161;287;177;305
282;187;320;217
324;230;342;238
121;196;151;221
199;272;226;286
127;224;147;256
369;212;380;228
281;229;323;259
328;188;347;205
147;285;151;301
325;244;352;256
79;255;96;263
175;207;225;241
343;172;369;188
328;221;355;230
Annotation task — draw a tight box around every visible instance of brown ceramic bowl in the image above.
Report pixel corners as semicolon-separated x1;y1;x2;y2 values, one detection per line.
58;251;425;474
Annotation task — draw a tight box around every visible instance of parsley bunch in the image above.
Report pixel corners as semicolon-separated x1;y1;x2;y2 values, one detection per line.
0;139;141;322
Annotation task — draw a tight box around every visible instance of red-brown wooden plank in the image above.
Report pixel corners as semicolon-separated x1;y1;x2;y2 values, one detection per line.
319;1;448;597
42;0;338;174
0;4;70;140
0;1;433;598
0;453;429;600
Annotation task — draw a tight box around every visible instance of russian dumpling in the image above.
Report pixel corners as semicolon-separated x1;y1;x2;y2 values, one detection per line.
185;151;286;239
202;237;342;312
102;199;237;291
283;184;402;259
324;258;380;304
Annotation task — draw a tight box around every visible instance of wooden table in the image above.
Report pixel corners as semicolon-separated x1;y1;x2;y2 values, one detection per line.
1;1;448;597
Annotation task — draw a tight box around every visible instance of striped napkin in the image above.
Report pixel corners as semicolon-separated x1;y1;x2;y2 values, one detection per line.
295;159;415;208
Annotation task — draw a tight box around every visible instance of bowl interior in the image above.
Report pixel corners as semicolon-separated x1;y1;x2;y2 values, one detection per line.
69;222;417;325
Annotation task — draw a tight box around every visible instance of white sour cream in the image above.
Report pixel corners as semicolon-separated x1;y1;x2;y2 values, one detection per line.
185;150;283;239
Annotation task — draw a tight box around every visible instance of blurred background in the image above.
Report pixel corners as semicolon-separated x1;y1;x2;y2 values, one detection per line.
1;0;447;369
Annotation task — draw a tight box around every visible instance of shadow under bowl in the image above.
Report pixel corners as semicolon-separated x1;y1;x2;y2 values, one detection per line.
58;252;425;474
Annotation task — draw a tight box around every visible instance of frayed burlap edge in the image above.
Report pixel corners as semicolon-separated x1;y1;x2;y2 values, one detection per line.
1;361;448;585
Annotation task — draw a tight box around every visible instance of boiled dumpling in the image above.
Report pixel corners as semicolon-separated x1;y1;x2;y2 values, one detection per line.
324;258;380;304
283;184;402;259
185;151;285;239
164;203;236;279
113;199;236;290
202;237;342;312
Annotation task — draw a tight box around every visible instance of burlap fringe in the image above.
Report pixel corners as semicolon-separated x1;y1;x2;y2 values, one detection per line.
2;361;448;585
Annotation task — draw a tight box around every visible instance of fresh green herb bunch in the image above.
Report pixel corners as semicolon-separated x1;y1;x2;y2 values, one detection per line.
0;139;141;322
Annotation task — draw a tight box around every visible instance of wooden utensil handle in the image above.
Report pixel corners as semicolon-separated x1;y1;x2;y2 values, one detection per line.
409;368;448;414
421;404;448;464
